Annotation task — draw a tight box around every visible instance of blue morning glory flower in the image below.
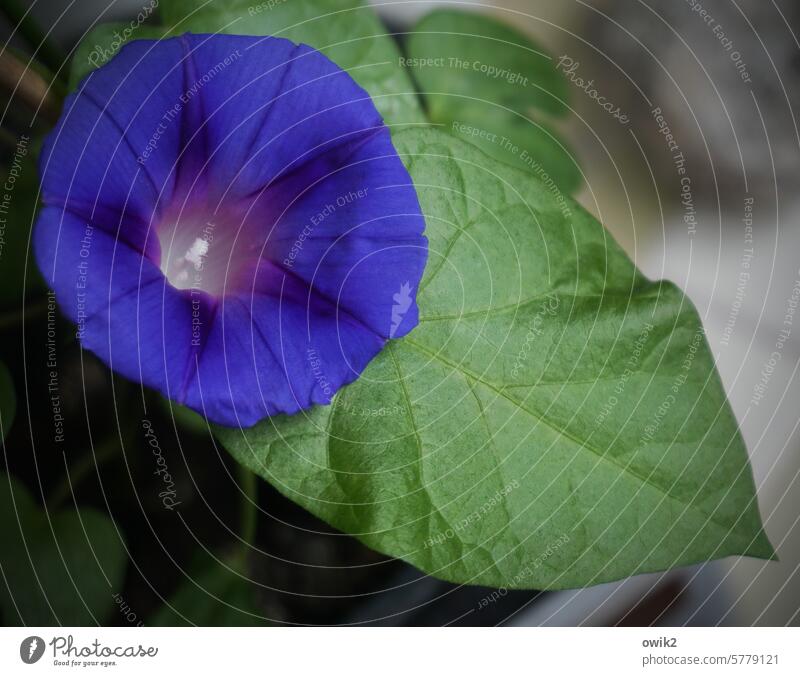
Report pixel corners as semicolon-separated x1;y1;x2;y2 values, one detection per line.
35;34;427;426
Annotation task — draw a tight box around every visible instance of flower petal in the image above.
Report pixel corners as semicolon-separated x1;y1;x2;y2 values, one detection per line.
35;34;428;426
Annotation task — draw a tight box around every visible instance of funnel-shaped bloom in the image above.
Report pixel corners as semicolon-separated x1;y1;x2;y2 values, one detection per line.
35;34;427;426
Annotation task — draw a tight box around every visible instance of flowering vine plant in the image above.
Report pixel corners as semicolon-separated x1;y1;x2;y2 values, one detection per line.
0;0;772;624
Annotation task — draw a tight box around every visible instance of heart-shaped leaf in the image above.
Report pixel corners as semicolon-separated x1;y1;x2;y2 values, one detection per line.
0;473;127;625
405;9;580;192
217;128;773;590
149;553;268;626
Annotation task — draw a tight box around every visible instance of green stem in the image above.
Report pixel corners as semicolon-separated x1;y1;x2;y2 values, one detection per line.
237;463;258;561
0;0;67;79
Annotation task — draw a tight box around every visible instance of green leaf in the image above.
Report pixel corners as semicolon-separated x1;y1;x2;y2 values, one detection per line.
156;0;424;127
69;22;165;90
0;473;127;625
159;396;211;436
446;106;581;195
407;9;568;117
217;128;773;590
149;554;268;626
0;362;15;442
405;9;580;192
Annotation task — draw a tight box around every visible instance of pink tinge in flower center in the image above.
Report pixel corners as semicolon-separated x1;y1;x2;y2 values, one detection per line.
156;201;268;297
